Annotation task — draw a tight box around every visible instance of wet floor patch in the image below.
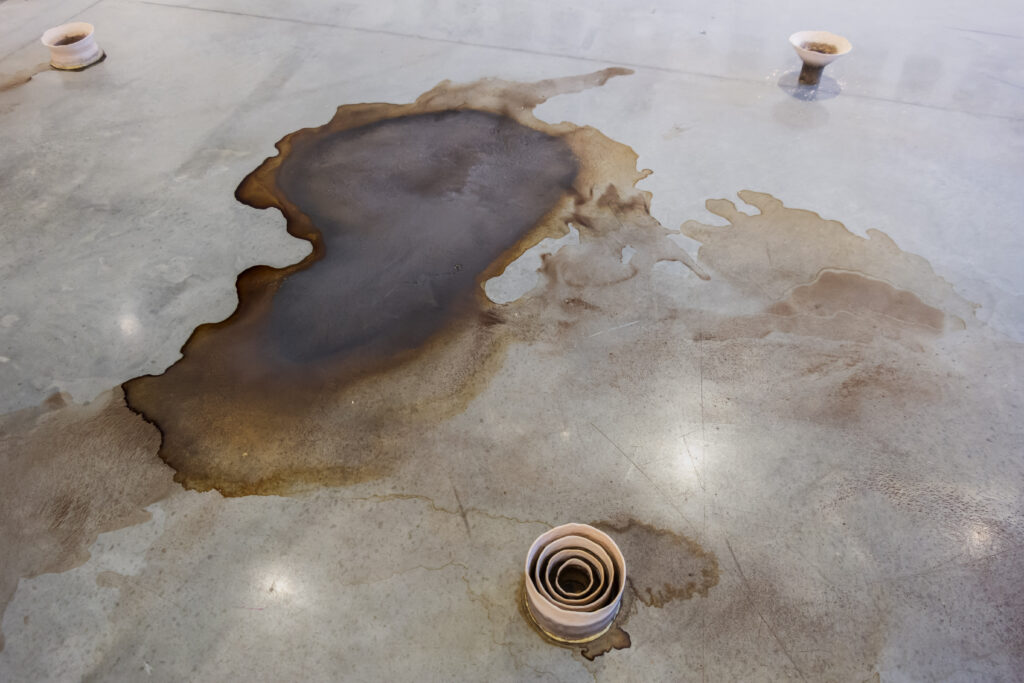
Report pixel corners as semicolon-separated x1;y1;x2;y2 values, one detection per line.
124;102;585;495
593;519;718;608
122;67;711;496
0;389;171;651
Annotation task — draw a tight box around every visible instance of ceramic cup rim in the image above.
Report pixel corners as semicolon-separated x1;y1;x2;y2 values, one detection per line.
788;30;853;56
41;22;95;49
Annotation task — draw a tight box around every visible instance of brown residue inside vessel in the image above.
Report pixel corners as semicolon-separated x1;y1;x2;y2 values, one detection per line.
54;34;87;46
802;41;838;54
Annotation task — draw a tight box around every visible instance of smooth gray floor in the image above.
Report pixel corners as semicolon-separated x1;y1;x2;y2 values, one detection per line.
1;0;1022;681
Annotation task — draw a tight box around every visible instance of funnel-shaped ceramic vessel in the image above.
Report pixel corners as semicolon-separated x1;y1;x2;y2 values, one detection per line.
789;30;851;85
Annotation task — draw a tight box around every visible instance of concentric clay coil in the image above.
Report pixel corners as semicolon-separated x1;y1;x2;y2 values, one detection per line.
523;523;626;642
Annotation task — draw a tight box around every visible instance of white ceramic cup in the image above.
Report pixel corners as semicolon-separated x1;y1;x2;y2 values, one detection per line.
788;31;852;85
789;31;852;67
41;22;103;70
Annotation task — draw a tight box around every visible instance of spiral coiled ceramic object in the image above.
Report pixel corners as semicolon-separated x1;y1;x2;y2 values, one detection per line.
524;523;626;642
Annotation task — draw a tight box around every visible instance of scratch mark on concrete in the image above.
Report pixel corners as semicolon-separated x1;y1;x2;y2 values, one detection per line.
587;320;639;338
725;538;807;681
590;422;698;536
450;482;472;538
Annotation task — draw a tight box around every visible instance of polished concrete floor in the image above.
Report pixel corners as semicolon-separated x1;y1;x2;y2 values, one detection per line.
1;0;1023;680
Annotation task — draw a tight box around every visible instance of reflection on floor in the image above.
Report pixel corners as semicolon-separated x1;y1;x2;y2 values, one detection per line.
1;0;1023;680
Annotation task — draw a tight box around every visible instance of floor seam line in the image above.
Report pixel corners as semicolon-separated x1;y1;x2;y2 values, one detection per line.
119;0;1023;123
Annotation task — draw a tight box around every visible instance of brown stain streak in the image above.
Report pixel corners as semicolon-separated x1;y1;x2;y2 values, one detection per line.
0;63;50;93
802;41;839;54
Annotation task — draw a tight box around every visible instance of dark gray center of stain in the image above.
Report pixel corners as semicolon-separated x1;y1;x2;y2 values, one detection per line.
267;110;577;363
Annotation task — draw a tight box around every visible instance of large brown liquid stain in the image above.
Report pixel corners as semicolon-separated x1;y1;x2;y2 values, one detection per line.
125;74;970;498
122;68;709;496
